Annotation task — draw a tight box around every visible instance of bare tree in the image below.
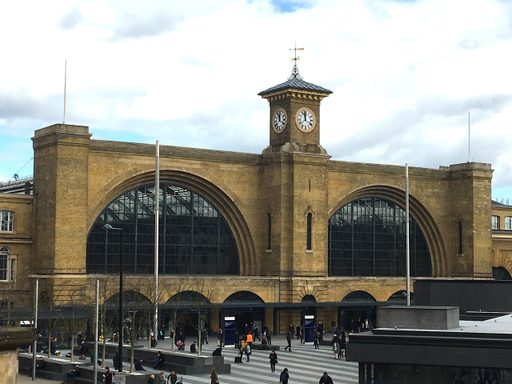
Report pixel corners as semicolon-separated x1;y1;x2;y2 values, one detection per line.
96;277;117;368
166;279;188;352
61;282;86;362
122;285;151;372
188;280;215;356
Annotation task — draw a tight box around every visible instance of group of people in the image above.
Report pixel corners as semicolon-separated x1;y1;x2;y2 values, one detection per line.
146;370;182;384
277;368;334;384
332;331;347;359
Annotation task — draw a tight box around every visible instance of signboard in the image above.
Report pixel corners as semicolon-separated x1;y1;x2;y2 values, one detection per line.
112;372;126;384
223;316;236;346
303;314;315;343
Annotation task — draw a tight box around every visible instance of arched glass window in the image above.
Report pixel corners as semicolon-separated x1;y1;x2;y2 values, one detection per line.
86;184;239;275
328;197;431;277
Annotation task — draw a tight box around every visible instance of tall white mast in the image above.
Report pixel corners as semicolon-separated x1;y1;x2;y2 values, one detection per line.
154;141;160;339
63;59;67;123
405;163;411;306
468;111;471;162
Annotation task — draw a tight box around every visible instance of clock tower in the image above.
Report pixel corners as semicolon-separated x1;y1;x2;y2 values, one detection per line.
258;56;332;155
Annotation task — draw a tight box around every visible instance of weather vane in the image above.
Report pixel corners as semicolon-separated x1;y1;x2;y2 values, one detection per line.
289;44;304;79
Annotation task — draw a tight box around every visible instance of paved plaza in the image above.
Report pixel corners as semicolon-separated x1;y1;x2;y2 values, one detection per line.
18;335;358;384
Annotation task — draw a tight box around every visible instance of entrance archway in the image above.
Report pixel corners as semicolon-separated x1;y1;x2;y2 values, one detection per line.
340;291;376;333
103;291;151;342
223;291;265;334
161;291;210;338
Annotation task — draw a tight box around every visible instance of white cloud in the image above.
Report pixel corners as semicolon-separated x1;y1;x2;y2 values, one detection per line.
0;0;511;198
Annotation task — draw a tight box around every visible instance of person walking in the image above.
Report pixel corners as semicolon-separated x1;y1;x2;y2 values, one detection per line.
167;371;178;384
244;341;251;362
279;368;289;384
284;330;292;351
210;367;219;384
319;371;334;384
217;328;224;347
269;348;278;372
313;329;320;349
63;364;80;383
103;367;113;384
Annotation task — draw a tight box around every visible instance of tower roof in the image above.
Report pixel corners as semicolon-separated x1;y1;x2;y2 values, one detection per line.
258;61;332;98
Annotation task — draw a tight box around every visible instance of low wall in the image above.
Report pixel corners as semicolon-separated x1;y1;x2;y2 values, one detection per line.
0;327;36;384
96;342;231;374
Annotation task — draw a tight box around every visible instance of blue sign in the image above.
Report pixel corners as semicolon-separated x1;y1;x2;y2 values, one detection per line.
224;316;236;346
303;315;315;343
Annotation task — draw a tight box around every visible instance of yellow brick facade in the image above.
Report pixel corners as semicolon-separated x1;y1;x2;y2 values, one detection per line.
0;75;502;333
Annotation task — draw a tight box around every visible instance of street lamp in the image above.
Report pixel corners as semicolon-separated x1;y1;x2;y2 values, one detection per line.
103;224;123;372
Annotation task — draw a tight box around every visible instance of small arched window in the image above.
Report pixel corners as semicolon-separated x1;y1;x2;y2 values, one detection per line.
0;211;14;232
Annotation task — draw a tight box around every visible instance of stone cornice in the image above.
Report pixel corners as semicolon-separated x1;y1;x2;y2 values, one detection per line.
0;327;36;351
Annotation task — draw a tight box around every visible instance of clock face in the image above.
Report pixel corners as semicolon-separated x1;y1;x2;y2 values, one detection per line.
272;108;287;133
295;107;316;132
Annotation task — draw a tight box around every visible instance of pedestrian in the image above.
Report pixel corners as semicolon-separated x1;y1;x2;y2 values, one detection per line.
269;348;278;372
167;371;178;384
246;331;253;347
284;330;292;351
244;342;251;362
157;371;166;384
279;368;289;384
134;358;146;371
153;351;165;369
239;338;247;361
113;352;122;371
63;364;80;383
340;330;347;359
103;367;113;384
210;367;219;384
319;371;334;384
148;374;155;384
267;329;272;345
217;328;224;347
313;329;319;349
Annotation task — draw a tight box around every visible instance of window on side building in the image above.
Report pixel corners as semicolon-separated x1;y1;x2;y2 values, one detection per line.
0;247;11;282
492;215;500;230
505;216;512;230
0;211;14;232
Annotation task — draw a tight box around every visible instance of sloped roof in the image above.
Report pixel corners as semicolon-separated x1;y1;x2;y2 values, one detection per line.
258;64;332;97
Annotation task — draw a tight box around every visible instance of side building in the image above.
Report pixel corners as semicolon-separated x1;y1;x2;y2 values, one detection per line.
0;66;507;337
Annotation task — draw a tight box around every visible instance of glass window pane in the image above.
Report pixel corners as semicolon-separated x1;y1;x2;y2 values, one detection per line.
329;197;431;277
87;184;239;275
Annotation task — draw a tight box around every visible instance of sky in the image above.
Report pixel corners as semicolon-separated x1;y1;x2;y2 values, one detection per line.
1;0;511;201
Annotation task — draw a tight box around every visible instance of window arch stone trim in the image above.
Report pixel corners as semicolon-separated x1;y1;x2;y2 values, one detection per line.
330;185;447;276
88;170;256;276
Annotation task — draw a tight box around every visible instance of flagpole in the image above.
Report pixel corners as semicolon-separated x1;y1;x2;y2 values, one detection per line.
154;140;160;340
405;163;411;306
63;59;67;123
468;111;471;162
94;279;99;384
32;279;39;380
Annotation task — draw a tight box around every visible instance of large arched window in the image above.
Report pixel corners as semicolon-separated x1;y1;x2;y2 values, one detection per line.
328;197;431;277
87;184;239;275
